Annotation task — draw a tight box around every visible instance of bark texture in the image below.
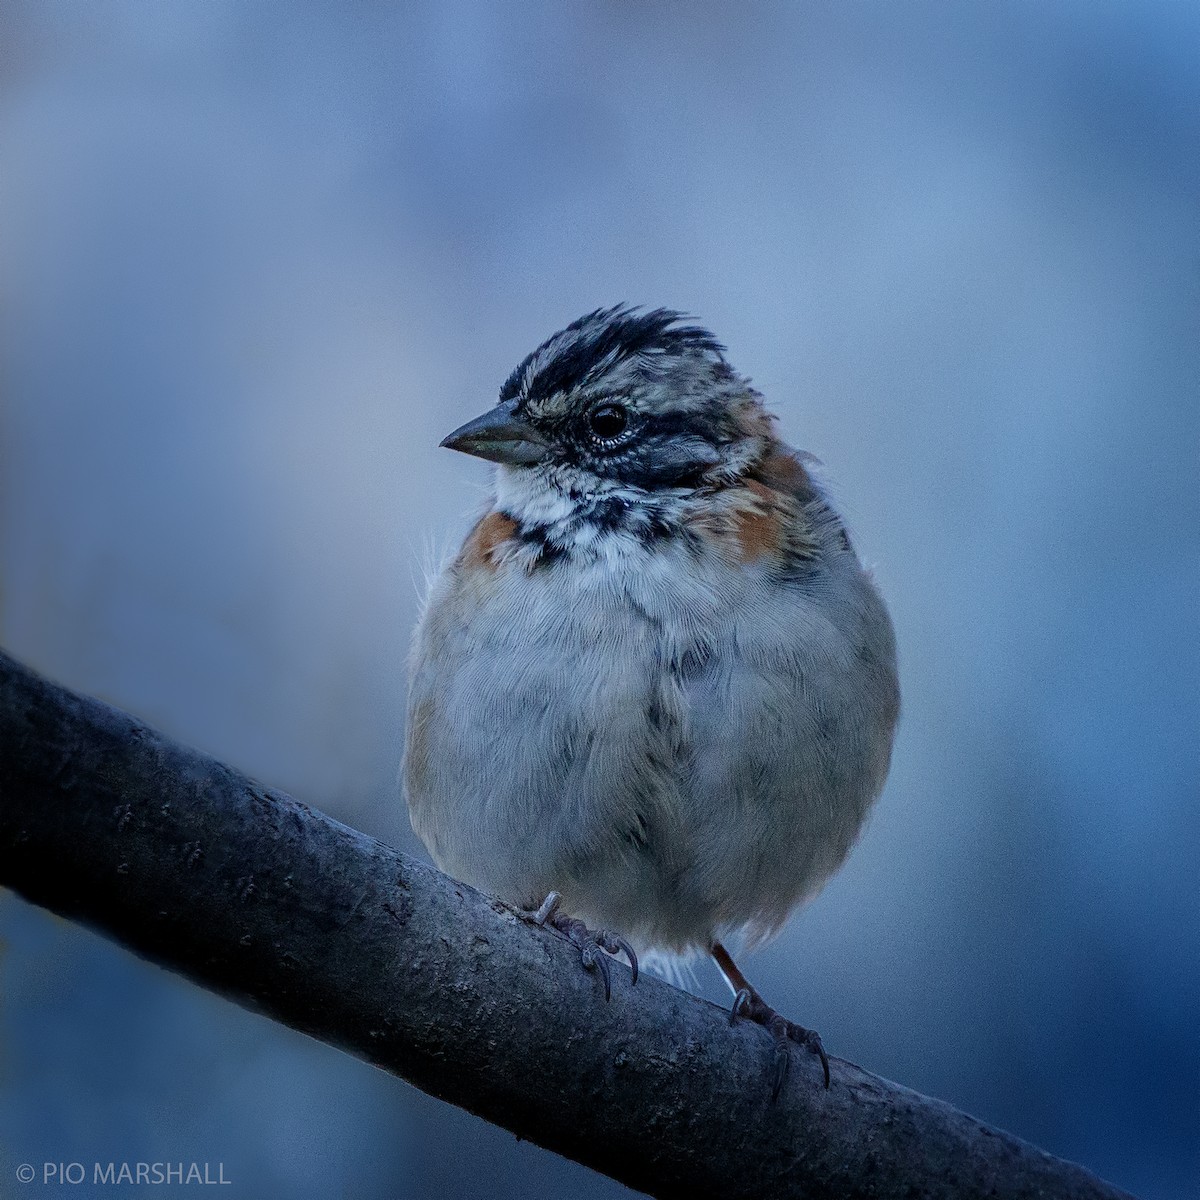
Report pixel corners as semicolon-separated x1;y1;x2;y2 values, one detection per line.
0;649;1134;1199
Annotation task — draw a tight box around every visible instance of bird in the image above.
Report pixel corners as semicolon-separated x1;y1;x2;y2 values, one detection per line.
404;306;899;1094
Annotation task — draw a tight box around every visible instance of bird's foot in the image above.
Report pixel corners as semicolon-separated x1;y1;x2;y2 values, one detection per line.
730;986;830;1097
523;891;638;1001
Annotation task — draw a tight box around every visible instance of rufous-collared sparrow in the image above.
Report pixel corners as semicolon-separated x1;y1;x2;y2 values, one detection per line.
404;306;899;1092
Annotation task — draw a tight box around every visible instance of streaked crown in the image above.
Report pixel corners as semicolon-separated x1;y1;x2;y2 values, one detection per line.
443;306;773;491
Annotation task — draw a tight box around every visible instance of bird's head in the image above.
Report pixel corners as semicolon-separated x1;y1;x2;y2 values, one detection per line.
441;307;774;499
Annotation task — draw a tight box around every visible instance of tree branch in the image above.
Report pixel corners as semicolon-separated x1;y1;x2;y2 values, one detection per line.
0;648;1132;1200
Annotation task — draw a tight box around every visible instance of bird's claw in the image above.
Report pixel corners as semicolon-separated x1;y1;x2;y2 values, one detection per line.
523;891;638;1000
730;986;754;1023
590;928;639;987
730;985;830;1096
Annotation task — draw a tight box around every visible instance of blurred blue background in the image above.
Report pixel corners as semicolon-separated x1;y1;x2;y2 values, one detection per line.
1;2;1197;1197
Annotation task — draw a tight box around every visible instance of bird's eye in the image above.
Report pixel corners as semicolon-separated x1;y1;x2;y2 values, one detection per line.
588;404;629;442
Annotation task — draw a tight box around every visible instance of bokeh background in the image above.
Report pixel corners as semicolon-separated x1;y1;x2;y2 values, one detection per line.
1;2;1197;1197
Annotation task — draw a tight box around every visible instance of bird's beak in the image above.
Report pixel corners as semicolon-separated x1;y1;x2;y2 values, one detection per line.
440;400;548;466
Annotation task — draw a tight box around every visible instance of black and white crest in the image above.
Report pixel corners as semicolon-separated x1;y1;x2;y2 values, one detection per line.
499;306;729;409
467;304;773;499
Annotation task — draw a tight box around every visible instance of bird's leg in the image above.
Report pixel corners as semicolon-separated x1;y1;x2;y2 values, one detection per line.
523;891;638;1002
711;941;830;1096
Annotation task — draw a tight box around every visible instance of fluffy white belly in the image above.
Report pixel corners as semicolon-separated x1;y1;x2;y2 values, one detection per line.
405;536;897;953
